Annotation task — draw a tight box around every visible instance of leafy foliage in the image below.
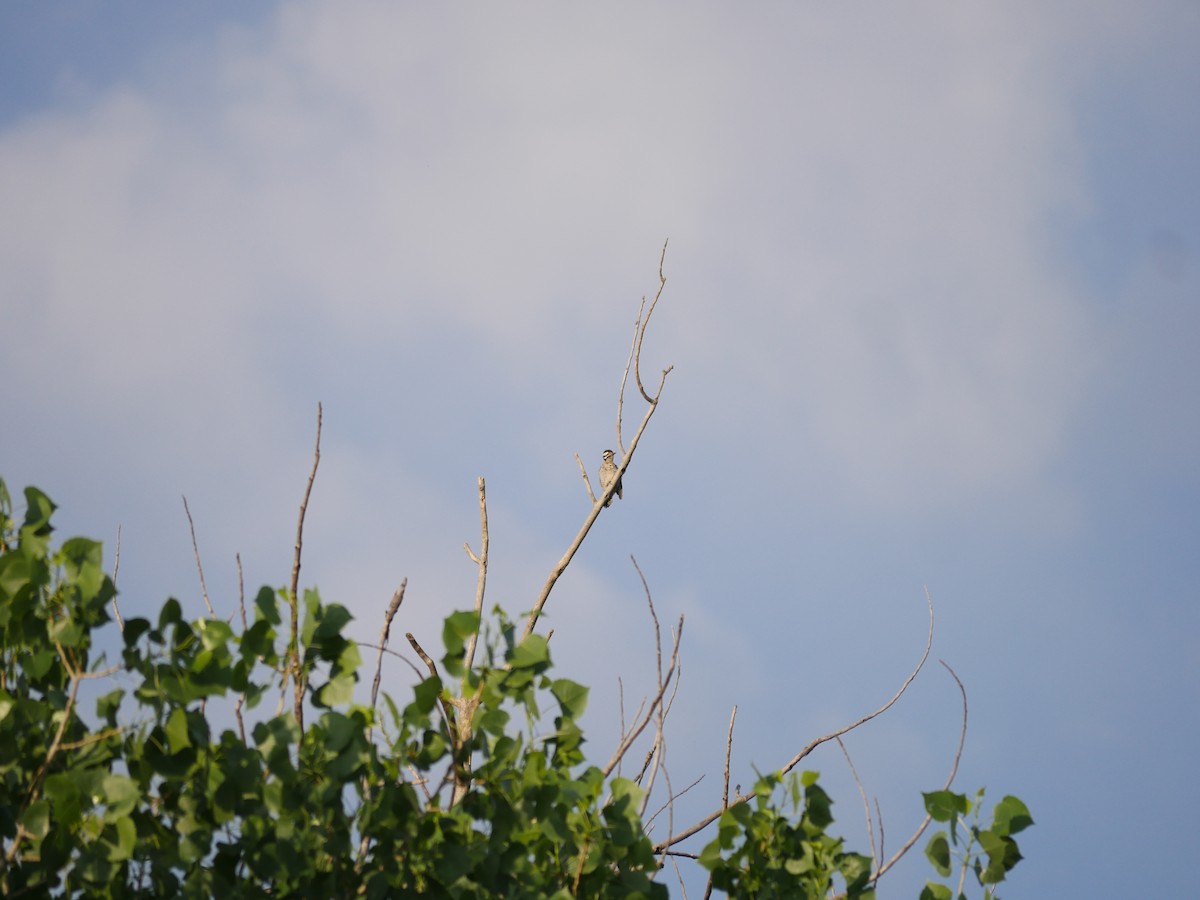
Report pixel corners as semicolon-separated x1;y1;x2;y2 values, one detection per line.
697;771;874;899
920;789;1034;900
0;478;1032;897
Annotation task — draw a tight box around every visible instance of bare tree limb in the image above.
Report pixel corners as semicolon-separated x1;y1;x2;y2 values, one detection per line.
523;366;671;640
110;524;124;630
574;453;598;505
654;589;935;853
837;735;879;869
856;660;968;892
182;496;215;618
522;247;673;639
635;239;670;406
603;611;683;778
463;478;489;674
289;402;323;734
370;581;408;719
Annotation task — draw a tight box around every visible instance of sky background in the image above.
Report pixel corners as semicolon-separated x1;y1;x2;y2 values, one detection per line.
2;2;1197;896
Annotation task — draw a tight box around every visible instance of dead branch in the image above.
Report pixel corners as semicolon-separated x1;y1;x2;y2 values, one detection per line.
574;453;598;505
462;478;489;674
603;611;683;778
111;524;124;630
854;660;968;893
654;590;935;853
523;247;673;639
837;736;879;869
523;365;671;640
722;705;738;810
370;580;408;718
635;240;670;407
182;496;215;618
288;402;322;734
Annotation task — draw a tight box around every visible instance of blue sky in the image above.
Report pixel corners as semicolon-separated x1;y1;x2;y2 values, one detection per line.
2;3;1197;895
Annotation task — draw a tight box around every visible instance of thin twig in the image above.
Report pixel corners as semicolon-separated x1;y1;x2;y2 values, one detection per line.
235;552;247;630
182;496;215;617
110;524;124;630
523;366;671;640
655;589;935;853
289;402;323;733
644;774;704;831
837;735;879;868
574;453;597;504
722;705;738;809
370;581;408;717
616;299;643;456
603;613;683;778
522;249;673;639
635;239;670;405
864;660;968;887
462;478;488;674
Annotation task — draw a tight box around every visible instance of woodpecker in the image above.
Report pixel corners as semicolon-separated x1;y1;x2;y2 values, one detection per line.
599;449;623;507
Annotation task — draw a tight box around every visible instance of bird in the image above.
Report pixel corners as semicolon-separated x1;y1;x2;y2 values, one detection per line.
599;449;623;507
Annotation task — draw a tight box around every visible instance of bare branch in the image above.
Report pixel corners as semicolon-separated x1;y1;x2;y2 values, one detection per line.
463;478;489;674
110;524;124;630
523;367;671;640
862;660;968;890
603;611;683;778
574;452;598;505
235;552;247;630
182;496;215;618
837;736;879;869
522;248;673;638
617;299;643;456
288;402;323;734
370;580;408;716
635;239;670;405
655;589;935;853
722;705;738;810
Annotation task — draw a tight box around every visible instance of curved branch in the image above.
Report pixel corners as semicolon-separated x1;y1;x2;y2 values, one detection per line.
635;239;669;405
462;478;489;674
859;660;968;891
654;589;935;853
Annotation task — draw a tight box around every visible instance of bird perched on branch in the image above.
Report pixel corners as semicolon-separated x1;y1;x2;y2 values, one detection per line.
599;449;623;507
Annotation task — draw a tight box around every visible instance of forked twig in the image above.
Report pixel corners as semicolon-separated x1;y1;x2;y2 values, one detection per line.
462;478;489;674
635;240;670;406
655;589;935;853
837;736;879;868
855;660;968;892
523;246;673;639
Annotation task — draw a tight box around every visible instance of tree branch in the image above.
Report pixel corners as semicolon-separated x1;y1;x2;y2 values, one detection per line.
462;478;489;674
182;495;215;618
654;589;935;853
289;402;323;733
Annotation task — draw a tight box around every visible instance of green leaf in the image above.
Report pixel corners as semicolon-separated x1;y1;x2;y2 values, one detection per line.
992;794;1034;836
254;586;282;625
923;789;969;823
977;829;1022;883
166;706;191;753
21;798;51;841
316;671;356;707
510;634;550;671
920;882;953;900
101;774;140;820
924;831;952;877
550;678;589;719
45;772;83;827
